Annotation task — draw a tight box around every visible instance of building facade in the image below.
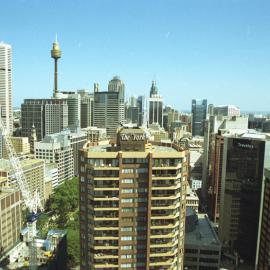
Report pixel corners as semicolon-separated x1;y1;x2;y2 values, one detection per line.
56;91;81;130
93;91;120;139
219;134;270;267
68;129;87;175
0;42;13;134
79;127;188;270
108;76;125;124
35;132;74;185
191;99;207;137
257;168;270;269
0;158;46;205
78;90;94;128
82;126;107;143
0;189;23;255
137;96;146;127
149;81;163;128
213;105;240;117
21;99;68;141
184;208;221;270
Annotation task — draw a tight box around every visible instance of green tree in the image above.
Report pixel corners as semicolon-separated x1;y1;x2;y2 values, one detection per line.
67;228;80;267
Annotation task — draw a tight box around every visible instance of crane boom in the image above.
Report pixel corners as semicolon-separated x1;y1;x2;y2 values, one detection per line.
0;118;43;269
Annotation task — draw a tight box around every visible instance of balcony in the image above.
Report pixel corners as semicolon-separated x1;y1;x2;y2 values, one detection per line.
151;202;180;210
94;207;119;211
94;240;118;249
94;220;118;228
151;221;179;229
151;209;179;217
93;196;119;201
150;236;178;246
94;187;119;191
94;231;118;238
94;263;119;269
94;236;118;241
150;231;178;239
152;163;182;170
149;257;177;266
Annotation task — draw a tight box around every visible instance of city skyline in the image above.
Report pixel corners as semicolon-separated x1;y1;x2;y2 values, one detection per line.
1;0;270;111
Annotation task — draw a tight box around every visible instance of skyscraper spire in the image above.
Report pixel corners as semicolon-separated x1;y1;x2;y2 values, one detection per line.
150;80;158;97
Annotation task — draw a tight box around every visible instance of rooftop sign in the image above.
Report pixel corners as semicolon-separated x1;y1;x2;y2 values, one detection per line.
120;134;146;141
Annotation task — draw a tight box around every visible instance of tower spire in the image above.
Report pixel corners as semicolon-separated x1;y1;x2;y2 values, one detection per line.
51;35;62;98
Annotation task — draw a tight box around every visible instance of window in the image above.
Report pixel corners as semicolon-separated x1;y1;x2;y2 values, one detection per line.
121;245;132;250
123;158;135;164
122;179;134;184
121;254;132;259
122;168;134;174
122;189;133;194
121;198;133;203
122;208;134;212
121;236;132;241
137;168;148;173
121;227;133;232
121;264;132;268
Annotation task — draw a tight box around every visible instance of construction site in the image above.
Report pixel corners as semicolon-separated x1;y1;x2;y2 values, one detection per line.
0;229;67;270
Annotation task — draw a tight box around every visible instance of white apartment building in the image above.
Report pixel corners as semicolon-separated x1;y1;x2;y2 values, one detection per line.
35;132;74;185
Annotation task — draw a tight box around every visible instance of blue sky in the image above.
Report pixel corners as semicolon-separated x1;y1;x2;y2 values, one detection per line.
1;0;270;111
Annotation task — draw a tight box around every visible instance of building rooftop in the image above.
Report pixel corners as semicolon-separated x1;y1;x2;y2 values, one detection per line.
86;143;178;153
0;188;20;200
185;212;220;247
0;158;43;172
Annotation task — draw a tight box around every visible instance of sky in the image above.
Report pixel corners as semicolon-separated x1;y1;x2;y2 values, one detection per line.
1;0;270;111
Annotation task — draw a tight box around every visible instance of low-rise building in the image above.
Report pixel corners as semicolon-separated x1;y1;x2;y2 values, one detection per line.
44;163;59;191
3;137;30;158
147;123;169;142
190;179;202;191
0;158;45;205
186;184;199;213
81;126;107;142
0;188;23;255
184;208;221;270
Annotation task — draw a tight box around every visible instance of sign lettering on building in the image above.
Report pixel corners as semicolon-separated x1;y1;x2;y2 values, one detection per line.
120;134;145;141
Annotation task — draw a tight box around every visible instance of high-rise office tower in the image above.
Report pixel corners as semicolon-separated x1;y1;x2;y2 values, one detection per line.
0;42;13;134
213;105;240;117
137;95;146;127
29;124;37;153
219;133;270;267
126;106;139;124
126;97;139;124
108;76;125;124
149;81;163;127
78;90;94;128
191;99;207;136
79;127;188;270
257;168;270;269
93;90;120;139
51;37;62;98
201;115;248;219
57;91;81;130
21;99;68;141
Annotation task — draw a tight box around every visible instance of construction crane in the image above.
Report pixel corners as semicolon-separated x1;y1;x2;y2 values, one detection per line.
0;118;43;270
